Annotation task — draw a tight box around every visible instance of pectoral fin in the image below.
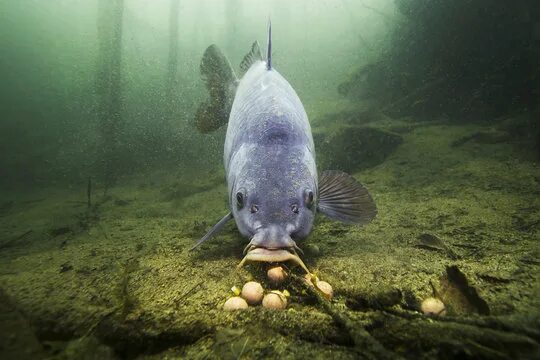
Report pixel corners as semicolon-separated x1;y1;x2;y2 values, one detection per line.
190;212;233;250
318;170;377;225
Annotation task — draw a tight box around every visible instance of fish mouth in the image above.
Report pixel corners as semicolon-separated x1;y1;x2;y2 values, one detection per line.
237;245;310;273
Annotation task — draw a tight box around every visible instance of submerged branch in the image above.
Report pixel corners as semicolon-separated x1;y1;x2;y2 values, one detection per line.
291;273;539;358
290;273;398;360
385;307;540;342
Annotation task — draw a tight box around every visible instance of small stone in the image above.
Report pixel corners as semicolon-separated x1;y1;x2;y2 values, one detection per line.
315;280;333;299
267;266;287;283
59;262;73;273
241;281;264;305
262;292;287;310
223;296;248;311
421;297;446;317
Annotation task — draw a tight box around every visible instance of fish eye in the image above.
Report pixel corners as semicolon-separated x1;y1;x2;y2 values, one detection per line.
250;204;259;213
291;204;299;214
304;189;314;208
236;191;245;209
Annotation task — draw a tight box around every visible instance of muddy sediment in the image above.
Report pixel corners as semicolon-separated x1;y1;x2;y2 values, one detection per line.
0;111;538;359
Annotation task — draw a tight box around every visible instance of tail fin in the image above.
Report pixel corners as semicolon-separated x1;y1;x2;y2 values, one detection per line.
266;20;272;70
195;45;237;133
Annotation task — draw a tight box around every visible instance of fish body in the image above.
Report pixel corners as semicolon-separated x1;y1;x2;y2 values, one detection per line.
225;60;317;251
193;26;376;270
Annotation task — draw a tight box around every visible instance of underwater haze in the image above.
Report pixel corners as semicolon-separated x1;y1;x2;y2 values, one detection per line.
0;0;391;187
0;0;539;359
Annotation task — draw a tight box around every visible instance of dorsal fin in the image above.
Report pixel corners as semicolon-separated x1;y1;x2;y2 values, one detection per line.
266;20;272;70
239;41;263;77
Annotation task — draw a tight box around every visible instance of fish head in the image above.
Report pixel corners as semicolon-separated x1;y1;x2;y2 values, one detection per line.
232;173;316;243
232;163;316;272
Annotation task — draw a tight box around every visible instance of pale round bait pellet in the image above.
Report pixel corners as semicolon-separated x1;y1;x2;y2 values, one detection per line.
241;281;264;305
223;296;248;311
421;297;447;317
267;266;287;283
262;292;287;310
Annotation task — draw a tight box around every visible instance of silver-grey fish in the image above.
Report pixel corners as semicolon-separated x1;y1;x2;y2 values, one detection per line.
192;24;376;272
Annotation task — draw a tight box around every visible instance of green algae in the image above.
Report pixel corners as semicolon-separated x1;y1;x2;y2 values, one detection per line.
0;111;538;359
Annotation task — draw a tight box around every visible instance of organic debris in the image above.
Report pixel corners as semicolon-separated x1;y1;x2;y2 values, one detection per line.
415;233;458;259
435;265;490;316
345;287;403;311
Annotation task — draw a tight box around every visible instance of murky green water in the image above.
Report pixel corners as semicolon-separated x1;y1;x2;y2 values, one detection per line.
0;1;538;359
